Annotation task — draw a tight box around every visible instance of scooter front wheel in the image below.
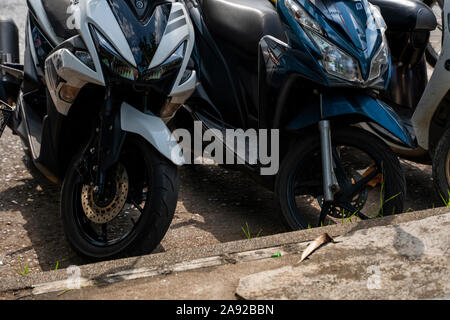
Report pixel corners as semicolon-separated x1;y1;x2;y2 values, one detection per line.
276;126;406;230
432;127;450;202
60;135;179;260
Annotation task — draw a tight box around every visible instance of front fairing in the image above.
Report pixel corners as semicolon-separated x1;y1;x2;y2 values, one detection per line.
100;0;191;95
278;0;389;88
107;0;171;73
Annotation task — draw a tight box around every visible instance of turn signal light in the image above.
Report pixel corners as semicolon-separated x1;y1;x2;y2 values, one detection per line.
59;84;81;103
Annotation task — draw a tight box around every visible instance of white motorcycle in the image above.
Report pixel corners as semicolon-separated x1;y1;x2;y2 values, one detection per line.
0;0;196;259
363;0;450;199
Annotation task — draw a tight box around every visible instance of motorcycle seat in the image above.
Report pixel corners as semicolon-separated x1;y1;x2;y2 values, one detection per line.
369;0;437;31
199;0;286;55
41;0;78;41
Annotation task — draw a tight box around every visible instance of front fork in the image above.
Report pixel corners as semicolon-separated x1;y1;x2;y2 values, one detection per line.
93;87;126;196
319;120;340;203
318;93;340;207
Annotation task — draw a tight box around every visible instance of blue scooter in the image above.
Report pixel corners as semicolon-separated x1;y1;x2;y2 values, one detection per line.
180;0;415;229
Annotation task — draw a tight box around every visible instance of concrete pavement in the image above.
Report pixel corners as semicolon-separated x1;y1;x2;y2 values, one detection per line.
1;207;448;300
236;212;450;299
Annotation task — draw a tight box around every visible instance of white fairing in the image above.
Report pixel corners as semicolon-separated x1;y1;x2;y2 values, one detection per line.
151;2;197;103
27;0;61;45
412;0;450;150
45;48;104;115
39;0;196;106
80;0;137;70
33;0;196;165
120;102;185;166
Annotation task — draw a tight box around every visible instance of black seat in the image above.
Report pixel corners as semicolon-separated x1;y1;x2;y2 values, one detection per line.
42;0;78;41
199;0;285;55
369;0;437;31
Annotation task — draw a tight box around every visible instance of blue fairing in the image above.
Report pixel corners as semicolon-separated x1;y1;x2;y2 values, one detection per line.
256;0;413;147
287;93;415;147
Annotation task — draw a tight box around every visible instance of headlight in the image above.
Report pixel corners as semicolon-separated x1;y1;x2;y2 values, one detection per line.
141;42;186;81
368;38;389;81
307;31;363;83
92;27;139;81
92;26;185;83
285;0;323;35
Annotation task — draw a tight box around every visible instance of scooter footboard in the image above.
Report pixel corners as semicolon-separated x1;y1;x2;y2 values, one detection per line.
287;94;415;148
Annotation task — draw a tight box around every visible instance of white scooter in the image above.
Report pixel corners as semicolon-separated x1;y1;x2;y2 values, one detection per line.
363;0;450;199
414;0;450;199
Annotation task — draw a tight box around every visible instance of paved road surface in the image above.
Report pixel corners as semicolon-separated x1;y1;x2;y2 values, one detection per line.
0;0;442;280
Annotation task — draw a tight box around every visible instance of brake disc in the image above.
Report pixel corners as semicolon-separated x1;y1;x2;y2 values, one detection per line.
318;170;369;218
81;164;129;224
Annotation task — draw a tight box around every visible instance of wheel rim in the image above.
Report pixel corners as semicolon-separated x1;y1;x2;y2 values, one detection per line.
287;143;390;228
72;150;150;248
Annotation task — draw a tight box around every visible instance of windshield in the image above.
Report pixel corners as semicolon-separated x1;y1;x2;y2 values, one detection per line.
107;0;171;72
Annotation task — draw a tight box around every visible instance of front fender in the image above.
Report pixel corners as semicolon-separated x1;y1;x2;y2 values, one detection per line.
120;102;185;166
287;94;415;148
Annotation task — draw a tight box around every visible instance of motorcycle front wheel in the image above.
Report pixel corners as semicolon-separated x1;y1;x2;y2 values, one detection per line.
60;134;178;260
276;126;406;230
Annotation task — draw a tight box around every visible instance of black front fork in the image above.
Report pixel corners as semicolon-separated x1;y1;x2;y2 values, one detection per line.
93;87;126;196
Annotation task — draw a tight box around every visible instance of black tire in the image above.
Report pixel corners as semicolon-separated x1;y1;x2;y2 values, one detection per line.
276;126;405;230
424;0;444;67
432;127;450;201
60;134;179;260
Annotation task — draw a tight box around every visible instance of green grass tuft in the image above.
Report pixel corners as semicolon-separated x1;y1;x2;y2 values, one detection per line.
241;222;262;240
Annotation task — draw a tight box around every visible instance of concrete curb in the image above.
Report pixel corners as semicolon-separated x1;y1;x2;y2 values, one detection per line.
1;207;449;296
